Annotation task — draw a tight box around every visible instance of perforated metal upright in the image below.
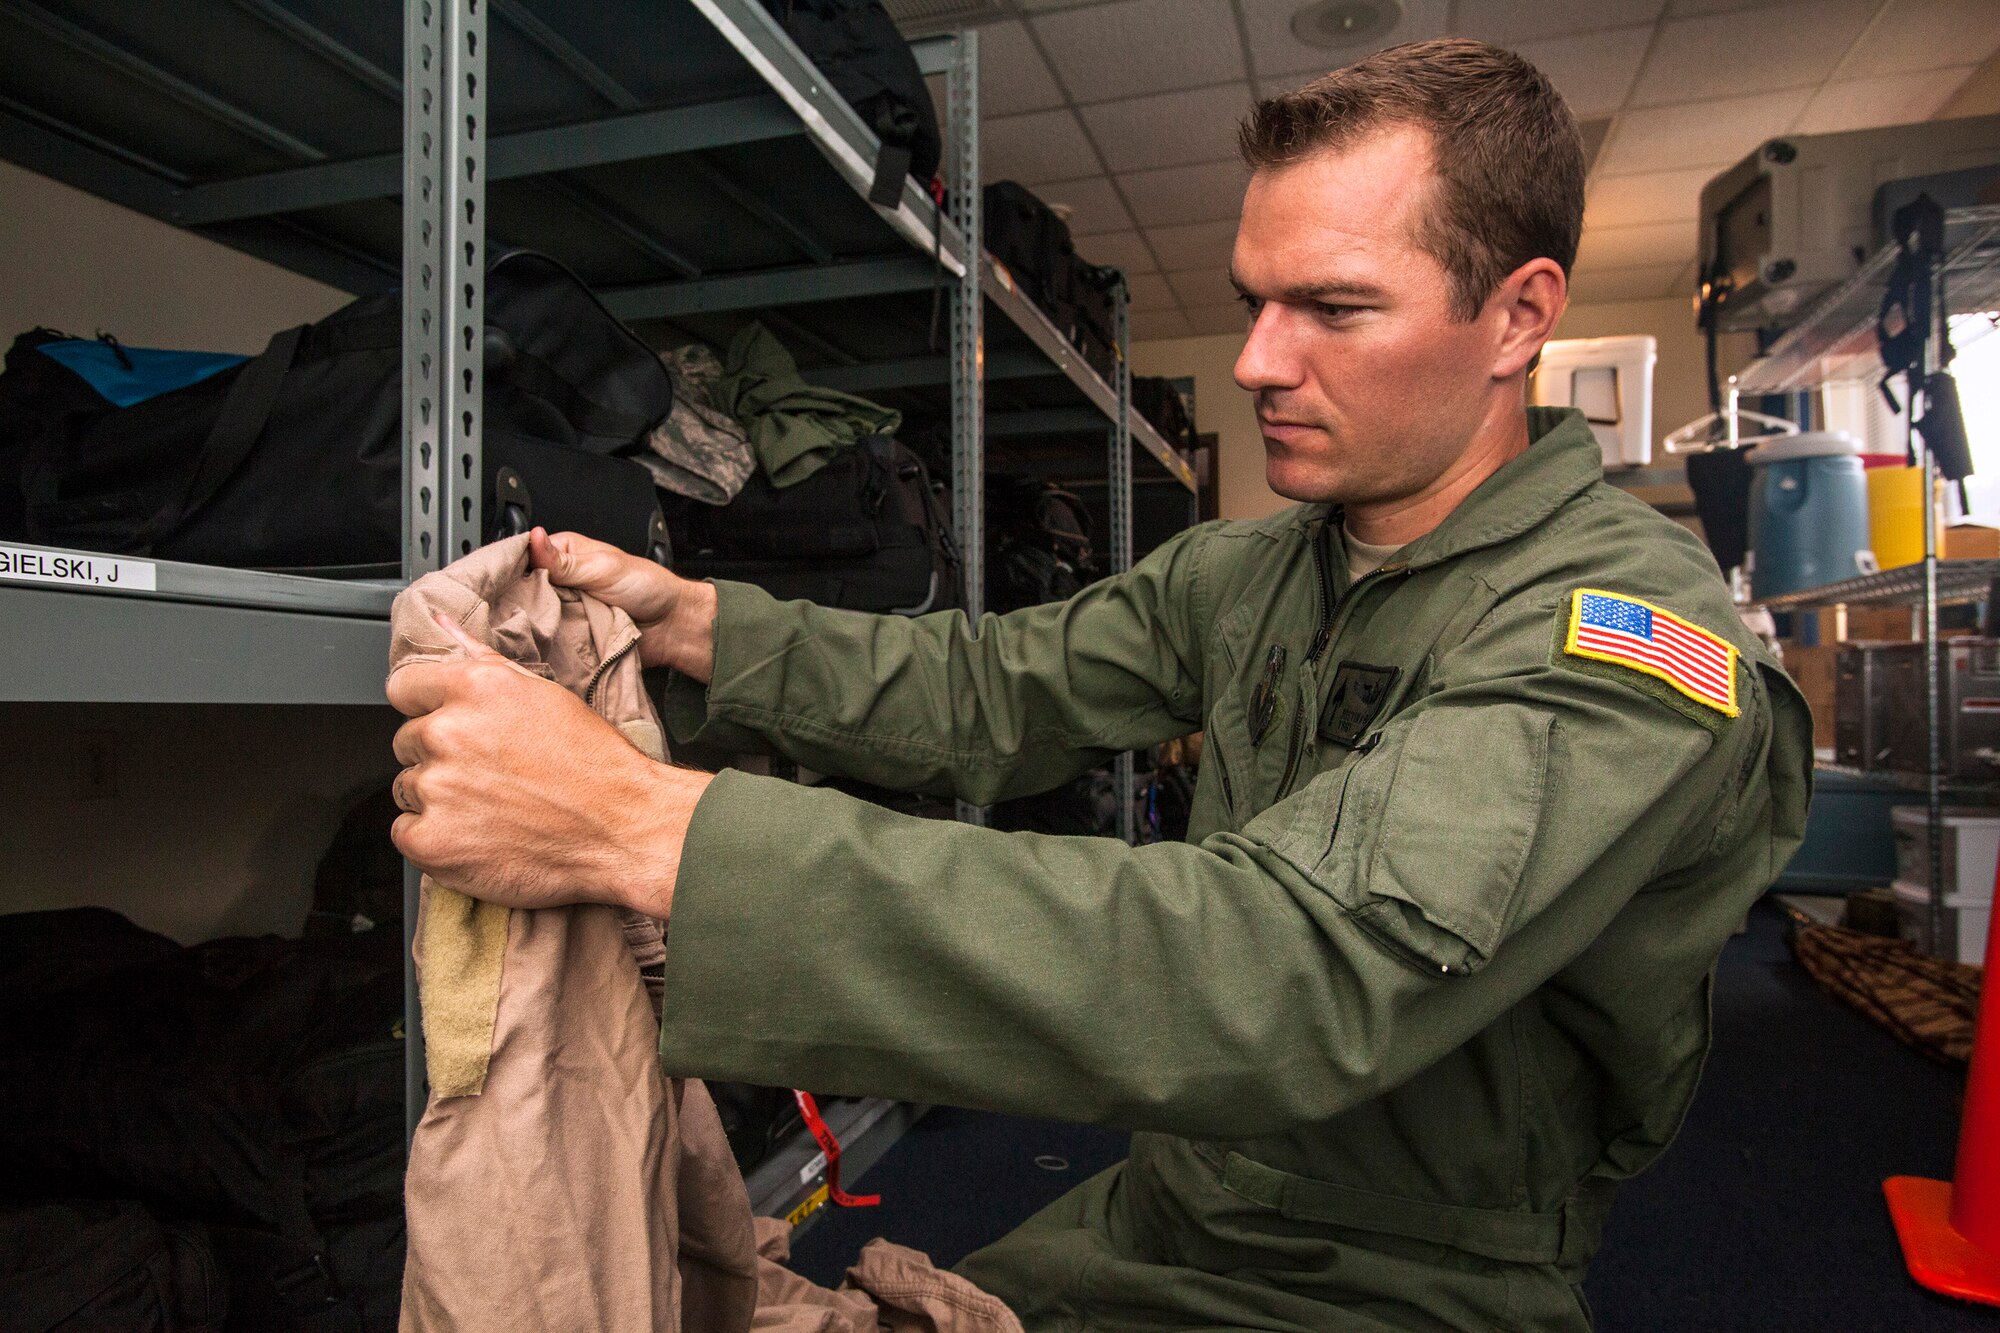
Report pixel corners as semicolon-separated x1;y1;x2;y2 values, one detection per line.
401;0;488;1137
1109;286;1136;843
947;28;988;829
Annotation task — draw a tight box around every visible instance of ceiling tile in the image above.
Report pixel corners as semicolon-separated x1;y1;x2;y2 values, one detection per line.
1835;0;2000;79
1131;307;1195;341
1032;0;1244;103
1127;271;1179;311
1183;302;1252;336
1167;267;1240;306
1630;0;1880;108
1119;159;1251;226
981;109;1101;185
1079;82;1257;174
1593;87;1815;175
1585;167;1720;228
1456;0;1666;44
1575;219;1697;270
1145;217;1240;272
975;21;1067;117
1030;174;1134;234
1237;0;1449;80
1795;68;1974;134
1514;25;1655;119
1072;228;1158;274
1567;262;1690;303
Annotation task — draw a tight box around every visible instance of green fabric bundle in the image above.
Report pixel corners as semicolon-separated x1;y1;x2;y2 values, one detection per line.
717;322;901;487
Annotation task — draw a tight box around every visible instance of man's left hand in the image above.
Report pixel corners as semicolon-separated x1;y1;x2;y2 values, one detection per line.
386;614;708;918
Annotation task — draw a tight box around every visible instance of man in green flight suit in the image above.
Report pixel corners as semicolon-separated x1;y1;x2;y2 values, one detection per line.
387;38;1813;1332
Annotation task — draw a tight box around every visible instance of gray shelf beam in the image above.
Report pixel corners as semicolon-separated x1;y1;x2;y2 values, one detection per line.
3;0;326;162
806;346;1045;393
170;94;799;225
744;1098;924;1227
0;584;390;705
988;407;1111;439
0;543;396;615
600;254;939;320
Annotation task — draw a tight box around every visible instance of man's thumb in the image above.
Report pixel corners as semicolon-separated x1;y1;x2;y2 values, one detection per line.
432;611;501;659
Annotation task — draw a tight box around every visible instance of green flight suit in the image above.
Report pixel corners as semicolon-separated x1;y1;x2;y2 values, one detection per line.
654;407;1814;1332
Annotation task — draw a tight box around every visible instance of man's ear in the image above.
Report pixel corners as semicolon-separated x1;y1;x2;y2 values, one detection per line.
1490;258;1567;381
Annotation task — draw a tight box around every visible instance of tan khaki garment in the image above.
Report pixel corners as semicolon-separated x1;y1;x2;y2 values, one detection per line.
390;536;1020;1333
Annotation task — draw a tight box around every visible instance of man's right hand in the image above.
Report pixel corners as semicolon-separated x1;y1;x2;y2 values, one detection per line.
528;528;718;682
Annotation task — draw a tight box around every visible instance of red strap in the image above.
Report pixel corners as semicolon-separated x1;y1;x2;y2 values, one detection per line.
792;1090;880;1209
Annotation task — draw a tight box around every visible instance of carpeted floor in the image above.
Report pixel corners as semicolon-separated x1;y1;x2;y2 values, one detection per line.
788;898;2000;1329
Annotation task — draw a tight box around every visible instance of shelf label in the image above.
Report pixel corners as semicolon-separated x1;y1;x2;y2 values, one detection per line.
786;1184;830;1227
0;545;156;592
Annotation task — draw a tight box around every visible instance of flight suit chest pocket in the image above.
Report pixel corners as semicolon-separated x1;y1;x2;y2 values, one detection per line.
1318;661;1401;748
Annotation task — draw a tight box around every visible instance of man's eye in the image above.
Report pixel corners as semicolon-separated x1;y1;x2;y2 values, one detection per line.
1316;302;1362;320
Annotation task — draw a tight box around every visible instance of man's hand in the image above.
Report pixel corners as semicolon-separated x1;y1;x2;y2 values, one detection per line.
528;527;718;681
387;614;711;918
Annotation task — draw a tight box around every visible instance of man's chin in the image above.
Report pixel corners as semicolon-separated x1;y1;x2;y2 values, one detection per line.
1265;453;1344;505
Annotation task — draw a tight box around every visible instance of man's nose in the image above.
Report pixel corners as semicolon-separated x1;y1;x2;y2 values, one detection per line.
1234;304;1302;395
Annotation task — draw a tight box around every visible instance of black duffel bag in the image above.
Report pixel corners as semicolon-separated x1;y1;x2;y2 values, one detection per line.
665;435;960;615
0;1199;227;1333
984;181;1077;322
762;0;941;194
0;250;672;573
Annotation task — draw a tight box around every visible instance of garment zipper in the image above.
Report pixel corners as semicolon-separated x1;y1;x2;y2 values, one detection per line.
1274;526;1339;798
1210;736;1236;813
582;622;644;711
1273;531;1413;801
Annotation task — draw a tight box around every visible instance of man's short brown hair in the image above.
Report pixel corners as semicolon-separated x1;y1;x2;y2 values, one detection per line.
1239;38;1584;321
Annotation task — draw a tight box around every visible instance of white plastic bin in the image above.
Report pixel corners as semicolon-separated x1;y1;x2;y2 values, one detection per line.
1529;335;1658;469
1892;879;1992;966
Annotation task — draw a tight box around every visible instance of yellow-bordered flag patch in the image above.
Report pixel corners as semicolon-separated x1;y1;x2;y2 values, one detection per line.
1564;589;1739;717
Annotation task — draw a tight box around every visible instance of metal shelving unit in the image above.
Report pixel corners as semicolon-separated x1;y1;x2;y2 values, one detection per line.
1;0;1197;1212
1739;203;2000;954
743;1098;927;1232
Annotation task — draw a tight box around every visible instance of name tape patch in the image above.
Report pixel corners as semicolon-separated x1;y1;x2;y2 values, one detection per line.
0;544;157;593
1564;589;1738;717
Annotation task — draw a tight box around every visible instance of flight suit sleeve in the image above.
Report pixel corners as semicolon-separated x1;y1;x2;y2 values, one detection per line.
656;524;1214;802
658;585;1785;1139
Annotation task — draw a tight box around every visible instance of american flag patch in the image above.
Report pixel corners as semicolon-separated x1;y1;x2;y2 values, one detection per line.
1564;589;1740;717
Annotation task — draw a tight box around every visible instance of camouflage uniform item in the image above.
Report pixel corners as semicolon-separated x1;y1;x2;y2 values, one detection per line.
644;344;756;505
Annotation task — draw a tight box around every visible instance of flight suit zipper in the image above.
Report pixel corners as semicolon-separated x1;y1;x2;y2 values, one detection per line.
1274;529;1412;801
1274;527;1338;799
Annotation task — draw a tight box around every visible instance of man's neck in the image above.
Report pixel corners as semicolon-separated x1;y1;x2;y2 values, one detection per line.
1343;399;1534;547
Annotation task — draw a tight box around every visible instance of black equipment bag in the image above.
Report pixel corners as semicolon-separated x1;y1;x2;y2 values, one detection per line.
987;478;1096;614
761;0;941;195
1066;262;1122;382
0;913;408;1331
0;1198;227;1333
1132;377;1196;453
666;436;962;615
1;250;672;573
984;181;1078;325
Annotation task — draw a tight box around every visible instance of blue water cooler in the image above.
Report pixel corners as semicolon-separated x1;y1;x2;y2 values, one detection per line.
1748;432;1873;600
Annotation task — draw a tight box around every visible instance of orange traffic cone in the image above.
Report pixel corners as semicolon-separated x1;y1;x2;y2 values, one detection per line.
1883;845;2000;1305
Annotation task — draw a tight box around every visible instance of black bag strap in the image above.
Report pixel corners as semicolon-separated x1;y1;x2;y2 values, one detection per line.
160;322;307;540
